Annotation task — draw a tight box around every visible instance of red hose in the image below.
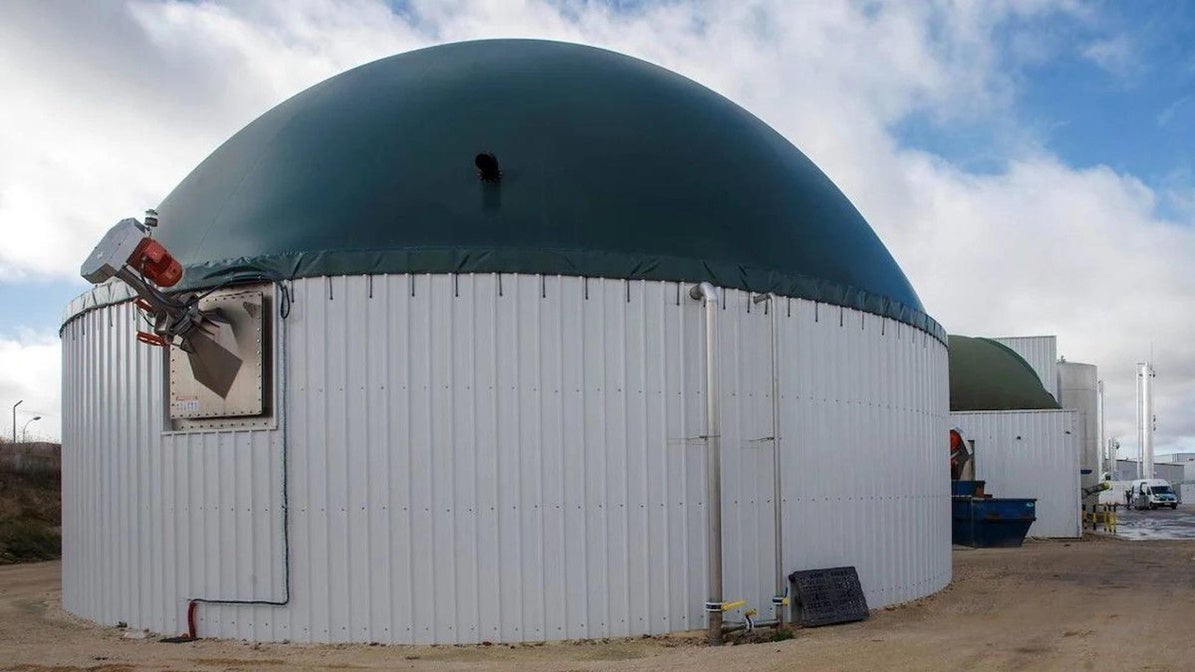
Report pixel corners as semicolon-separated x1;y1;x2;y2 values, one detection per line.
187;600;198;640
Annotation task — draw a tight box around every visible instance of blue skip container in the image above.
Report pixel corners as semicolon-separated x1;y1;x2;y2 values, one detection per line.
951;480;986;497
952;497;1036;548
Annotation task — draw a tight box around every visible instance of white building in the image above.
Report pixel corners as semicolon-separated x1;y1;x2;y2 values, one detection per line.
949;335;1080;538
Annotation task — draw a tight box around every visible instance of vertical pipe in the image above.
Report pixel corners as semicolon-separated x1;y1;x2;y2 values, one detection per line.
1136;365;1143;480
768;295;784;624
1143;363;1154;480
690;282;723;646
1096;380;1105;478
753;291;787;625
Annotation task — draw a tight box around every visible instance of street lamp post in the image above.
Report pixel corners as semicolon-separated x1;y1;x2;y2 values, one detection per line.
10;400;22;444
21;416;41;443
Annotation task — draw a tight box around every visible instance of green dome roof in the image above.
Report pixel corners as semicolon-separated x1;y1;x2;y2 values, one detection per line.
949;335;1060;411
155;39;941;339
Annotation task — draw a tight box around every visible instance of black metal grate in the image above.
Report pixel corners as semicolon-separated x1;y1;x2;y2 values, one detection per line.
788;566;870;627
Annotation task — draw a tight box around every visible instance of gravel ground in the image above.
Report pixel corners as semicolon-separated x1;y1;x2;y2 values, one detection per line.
1;534;1193;672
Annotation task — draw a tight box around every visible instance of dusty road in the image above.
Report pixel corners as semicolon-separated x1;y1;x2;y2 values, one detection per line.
1;536;1192;672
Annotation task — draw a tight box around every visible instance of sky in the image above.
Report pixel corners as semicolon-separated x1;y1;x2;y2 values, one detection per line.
0;0;1192;458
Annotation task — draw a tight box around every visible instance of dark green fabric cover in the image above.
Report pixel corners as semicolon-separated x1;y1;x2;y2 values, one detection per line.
155;39;942;340
948;335;1060;411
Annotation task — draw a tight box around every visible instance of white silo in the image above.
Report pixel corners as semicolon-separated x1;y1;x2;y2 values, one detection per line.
60;40;950;645
1057;360;1099;496
1137;362;1156;478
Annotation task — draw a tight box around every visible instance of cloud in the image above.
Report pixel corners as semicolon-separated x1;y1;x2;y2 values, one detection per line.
869;151;1195;453
0;0;429;281
0;0;1072;280
1;0;1192;455
0;331;59;442
1081;35;1136;78
1156;94;1192;128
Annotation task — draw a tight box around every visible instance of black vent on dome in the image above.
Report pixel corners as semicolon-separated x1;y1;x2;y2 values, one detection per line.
475;153;501;182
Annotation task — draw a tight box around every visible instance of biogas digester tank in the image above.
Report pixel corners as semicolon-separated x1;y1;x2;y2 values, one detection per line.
60;40;950;644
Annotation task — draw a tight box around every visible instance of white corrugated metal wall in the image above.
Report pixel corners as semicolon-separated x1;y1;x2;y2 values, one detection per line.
951;410;1080;538
990;336;1058;401
61;274;950;644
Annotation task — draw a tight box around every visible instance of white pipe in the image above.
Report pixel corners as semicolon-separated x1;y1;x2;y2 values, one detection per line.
723;618;782;634
690;282;724;646
769;295;783;623
753;293;784;623
1143;363;1155;479
1097;380;1105;477
1137;365;1143;480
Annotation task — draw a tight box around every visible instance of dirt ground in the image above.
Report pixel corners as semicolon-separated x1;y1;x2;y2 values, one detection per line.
1;536;1192;672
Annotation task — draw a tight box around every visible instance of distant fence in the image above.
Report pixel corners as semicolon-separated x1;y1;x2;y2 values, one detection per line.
0;442;61;476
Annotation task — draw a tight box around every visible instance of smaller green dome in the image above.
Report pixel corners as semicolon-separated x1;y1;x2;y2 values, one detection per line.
948;335;1060;412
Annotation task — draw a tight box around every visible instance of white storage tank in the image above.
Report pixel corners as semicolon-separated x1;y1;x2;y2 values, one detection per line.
60;39;950;644
1057;361;1099;495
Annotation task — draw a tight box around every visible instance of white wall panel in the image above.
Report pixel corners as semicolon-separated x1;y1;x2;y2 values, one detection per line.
990;336;1058;401
61;275;950;644
951;410;1080;538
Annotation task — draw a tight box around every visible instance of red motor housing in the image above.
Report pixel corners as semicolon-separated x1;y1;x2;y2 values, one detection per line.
130;238;183;287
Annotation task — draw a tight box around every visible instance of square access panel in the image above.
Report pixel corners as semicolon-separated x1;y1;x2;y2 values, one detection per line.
168;286;273;430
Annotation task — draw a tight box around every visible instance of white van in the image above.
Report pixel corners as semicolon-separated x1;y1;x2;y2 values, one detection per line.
1131;479;1179;510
